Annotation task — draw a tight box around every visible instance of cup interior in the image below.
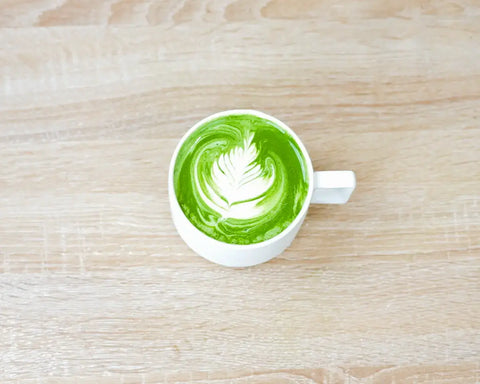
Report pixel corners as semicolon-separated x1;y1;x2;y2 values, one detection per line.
168;109;314;249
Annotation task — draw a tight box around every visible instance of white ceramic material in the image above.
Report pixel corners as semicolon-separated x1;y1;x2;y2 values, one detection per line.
168;110;356;267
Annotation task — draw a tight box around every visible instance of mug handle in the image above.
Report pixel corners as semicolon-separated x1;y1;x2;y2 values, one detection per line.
311;171;356;204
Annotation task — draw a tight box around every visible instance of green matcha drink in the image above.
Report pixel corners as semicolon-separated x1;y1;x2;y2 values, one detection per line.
173;113;309;245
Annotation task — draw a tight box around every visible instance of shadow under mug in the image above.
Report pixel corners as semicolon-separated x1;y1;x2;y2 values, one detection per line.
168;110;356;267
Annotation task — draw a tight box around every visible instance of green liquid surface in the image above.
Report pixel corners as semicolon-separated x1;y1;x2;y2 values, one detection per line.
174;113;309;244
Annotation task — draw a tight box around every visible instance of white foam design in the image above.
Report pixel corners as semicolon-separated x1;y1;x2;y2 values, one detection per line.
200;133;274;219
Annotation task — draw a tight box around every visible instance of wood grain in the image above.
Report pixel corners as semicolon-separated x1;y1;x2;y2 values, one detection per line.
1;0;480;383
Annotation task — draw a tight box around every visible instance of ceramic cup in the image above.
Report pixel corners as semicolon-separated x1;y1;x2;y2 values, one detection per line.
168;110;356;267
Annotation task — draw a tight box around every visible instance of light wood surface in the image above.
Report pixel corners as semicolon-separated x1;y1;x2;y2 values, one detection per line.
1;1;480;383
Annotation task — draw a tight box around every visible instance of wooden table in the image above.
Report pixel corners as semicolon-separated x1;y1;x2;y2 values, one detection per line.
1;1;479;383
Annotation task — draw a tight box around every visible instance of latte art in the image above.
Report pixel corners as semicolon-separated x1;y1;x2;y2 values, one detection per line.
196;132;277;220
174;114;309;244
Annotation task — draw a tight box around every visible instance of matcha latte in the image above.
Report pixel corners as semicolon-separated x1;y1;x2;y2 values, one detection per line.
173;113;309;245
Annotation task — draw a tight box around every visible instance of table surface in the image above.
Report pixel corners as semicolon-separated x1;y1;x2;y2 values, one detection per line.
1;1;480;383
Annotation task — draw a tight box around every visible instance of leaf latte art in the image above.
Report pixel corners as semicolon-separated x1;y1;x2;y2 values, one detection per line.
196;132;276;220
174;114;309;245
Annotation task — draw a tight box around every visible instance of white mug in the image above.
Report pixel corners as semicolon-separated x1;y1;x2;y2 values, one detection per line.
168;110;356;267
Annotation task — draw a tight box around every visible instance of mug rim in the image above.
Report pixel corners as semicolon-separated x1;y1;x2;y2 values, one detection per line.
168;109;314;249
